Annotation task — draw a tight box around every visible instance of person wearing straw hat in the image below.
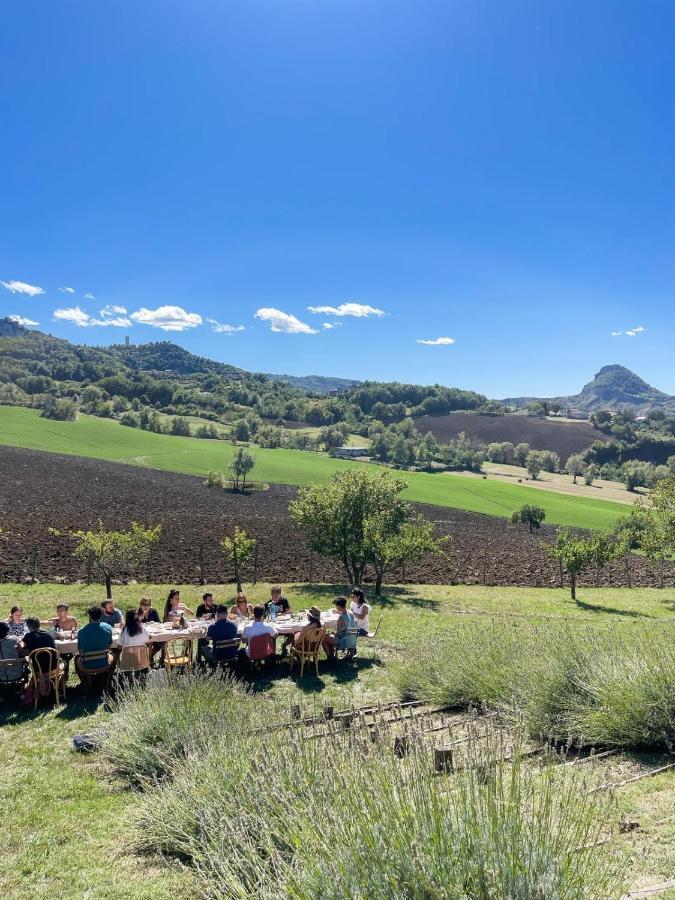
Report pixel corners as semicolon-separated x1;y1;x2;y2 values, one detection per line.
292;606;335;660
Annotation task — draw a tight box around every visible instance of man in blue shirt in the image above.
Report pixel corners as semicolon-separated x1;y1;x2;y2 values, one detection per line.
201;605;239;668
75;606;113;679
99;600;123;628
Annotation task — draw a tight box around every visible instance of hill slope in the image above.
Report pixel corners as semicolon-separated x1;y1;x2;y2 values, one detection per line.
504;364;675;414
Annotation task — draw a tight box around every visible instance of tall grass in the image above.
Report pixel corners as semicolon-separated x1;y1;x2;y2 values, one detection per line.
390;620;675;750
103;675;624;899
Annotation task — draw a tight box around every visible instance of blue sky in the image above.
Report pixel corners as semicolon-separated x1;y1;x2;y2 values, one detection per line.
1;0;674;397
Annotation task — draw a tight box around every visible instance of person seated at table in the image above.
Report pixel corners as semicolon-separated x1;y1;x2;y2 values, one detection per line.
6;606;27;639
163;589;195;623
349;588;371;636
241;605;277;658
266;587;291;616
75;606;114;678
100;599;124;628
0;621;24;685
201;605;239;667
44;603;78;632
118;608;150;649
137;597;161;624
21;617;58;670
196;592;217;620
292;606;335;660
229;592;253;622
332;597;358;656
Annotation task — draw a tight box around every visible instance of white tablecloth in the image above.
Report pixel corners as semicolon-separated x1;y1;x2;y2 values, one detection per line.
54;612;340;654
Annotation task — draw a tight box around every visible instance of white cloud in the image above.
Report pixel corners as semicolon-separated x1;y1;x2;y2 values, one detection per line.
416;336;456;346
100;304;127;316
59;286;75;294
84;293;96;300
130;305;202;332
307;302;385;318
53;306;131;327
612;325;646;337
254;307;318;334
1;279;45;296
206;318;245;335
8;314;39;327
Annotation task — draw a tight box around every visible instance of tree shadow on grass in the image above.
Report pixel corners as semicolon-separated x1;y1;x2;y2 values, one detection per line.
573;597;651;619
0;687;106;726
247;656;379;696
292;584;440;612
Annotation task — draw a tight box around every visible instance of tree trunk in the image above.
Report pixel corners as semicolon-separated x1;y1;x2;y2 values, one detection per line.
105;572;113;600
573;474;577;484
375;571;383;595
570;573;577;602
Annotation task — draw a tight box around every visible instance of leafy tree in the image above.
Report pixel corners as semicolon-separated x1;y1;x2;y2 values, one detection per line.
510;504;546;533
584;463;598;486
566;453;586;484
221;526;256;591
41;397;79;421
543;528;597;601
229;447;256;491
290;469;414;586
622;460;653;492
70;521;161;599
540;450;561;473
364;514;447;594
170;416;192;436
514;442;530;467
233;419;251;442
526;450;544;480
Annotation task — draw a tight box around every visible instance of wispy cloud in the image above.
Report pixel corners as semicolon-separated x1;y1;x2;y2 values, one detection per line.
207;318;245;335
416;336;456;346
59;286;75;294
84;293;96;300
611;325;646;337
130;305;202;332
254;307;318;334
322;322;342;330
8;314;39;327
1;279;45;296
53;306;131;327
100;304;127;317
307;302;385;318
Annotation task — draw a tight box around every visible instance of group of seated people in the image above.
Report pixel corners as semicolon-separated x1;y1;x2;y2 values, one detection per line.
0;588;372;691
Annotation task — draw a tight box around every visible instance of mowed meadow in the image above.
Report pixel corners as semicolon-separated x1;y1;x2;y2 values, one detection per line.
0;407;629;529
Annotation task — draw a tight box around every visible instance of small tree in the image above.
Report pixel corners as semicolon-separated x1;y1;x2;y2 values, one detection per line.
364;514;447;595
290;469;409;586
584;463;598;486
71;521;161;599
510;504;546;533
566;454;586;484
229;448;256;491
526;450;544;480
514;442;530;467
221;526;256;591
543;528;597;601
233;419;251;442
540;450;560;473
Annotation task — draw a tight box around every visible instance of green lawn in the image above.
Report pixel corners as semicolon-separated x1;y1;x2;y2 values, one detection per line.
0;406;630;529
1;582;673;899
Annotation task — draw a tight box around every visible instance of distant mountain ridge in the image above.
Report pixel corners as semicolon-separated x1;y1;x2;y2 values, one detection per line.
503;364;675;414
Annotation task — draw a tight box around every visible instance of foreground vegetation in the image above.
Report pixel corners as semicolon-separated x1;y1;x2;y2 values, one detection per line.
0;407;630;528
1;583;673;898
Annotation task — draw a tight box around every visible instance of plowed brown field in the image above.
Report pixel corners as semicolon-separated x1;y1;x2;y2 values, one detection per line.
0;446;669;588
414;412;607;462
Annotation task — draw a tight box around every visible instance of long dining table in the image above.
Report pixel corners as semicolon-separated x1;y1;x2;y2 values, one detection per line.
54;611;341;655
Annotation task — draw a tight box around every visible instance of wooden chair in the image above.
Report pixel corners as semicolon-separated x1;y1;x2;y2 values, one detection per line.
210;638;240;671
164;638;193;675
290;627;326;678
117;644;150;674
339;626;360;662
28;648;65;709
0;657;26;702
76;649;114;695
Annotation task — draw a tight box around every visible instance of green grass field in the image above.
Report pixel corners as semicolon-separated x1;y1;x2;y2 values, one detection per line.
0;406;631;529
1;582;673;899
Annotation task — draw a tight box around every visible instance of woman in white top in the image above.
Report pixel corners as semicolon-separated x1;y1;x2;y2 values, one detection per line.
163;589;194;623
349;588;371;636
118;609;150;648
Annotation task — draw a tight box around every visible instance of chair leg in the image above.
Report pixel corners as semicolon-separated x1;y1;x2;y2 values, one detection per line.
300;655;305;678
314;653;319;677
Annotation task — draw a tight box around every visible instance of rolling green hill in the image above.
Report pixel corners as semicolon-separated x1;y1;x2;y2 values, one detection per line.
0;406;630;529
